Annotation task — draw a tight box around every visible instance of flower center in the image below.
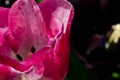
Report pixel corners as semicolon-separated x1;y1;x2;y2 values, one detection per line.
15;47;36;61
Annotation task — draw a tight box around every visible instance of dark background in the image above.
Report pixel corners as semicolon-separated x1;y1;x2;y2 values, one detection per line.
68;0;120;80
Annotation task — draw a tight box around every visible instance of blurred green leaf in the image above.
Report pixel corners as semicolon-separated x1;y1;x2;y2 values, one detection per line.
112;72;120;79
64;78;68;80
36;0;42;3
65;49;99;80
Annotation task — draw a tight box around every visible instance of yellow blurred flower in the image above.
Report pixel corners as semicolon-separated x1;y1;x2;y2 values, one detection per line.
106;24;120;49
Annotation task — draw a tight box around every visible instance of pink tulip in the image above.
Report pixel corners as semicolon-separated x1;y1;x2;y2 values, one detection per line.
0;0;74;80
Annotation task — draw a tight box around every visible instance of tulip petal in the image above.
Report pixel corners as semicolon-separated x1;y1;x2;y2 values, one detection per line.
0;7;17;61
39;0;74;79
39;0;74;37
8;0;48;57
54;29;70;79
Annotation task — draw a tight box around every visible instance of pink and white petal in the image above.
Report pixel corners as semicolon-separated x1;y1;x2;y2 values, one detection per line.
0;64;43;80
0;7;9;28
0;27;14;58
12;63;44;80
39;0;74;37
39;0;74;79
8;0;48;56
